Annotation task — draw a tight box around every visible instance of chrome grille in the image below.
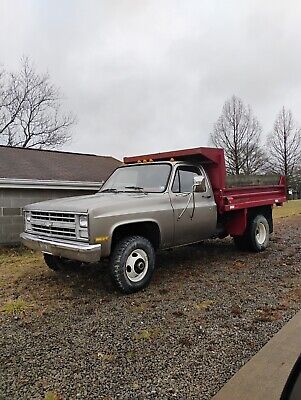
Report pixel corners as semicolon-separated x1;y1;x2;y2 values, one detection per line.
30;211;77;240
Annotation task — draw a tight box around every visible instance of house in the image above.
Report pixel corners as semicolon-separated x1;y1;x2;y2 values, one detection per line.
0;146;121;244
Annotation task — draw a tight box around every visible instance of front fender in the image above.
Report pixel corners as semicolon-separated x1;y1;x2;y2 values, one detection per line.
90;216;163;257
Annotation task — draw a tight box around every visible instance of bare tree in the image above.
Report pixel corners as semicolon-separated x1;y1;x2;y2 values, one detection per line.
211;95;266;175
266;107;301;185
0;57;75;149
240;116;267;175
290;165;301;198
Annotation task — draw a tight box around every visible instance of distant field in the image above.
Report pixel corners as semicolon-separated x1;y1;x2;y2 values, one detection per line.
273;199;301;219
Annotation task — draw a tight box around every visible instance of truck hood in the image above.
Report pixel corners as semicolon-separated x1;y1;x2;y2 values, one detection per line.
24;192;163;213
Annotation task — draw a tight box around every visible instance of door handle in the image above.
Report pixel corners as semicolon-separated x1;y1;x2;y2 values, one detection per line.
202;195;212;199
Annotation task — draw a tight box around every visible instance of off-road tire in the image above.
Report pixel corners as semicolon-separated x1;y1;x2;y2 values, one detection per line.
109;235;155;294
43;254;82;271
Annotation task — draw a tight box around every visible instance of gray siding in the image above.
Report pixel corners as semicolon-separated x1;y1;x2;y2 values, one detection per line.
0;188;96;245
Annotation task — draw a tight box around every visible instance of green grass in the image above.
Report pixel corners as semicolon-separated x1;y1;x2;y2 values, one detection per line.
193;299;215;310
44;392;61;400
0;247;73;313
273;199;301;219
134;329;160;341
1;298;31;315
0;247;42;280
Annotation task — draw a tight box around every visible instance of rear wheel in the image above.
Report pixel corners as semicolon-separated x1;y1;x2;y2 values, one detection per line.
248;215;269;252
43;254;82;271
233;214;270;252
109;235;155;294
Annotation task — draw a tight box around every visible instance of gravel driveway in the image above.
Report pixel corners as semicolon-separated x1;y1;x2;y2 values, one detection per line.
1;216;300;400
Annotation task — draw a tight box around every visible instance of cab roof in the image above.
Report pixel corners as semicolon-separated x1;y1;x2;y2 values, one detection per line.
123;146;224;165
123;146;226;190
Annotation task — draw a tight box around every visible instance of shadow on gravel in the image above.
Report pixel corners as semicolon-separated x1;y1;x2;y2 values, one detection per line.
49;238;243;298
6;232;286;303
157;239;238;268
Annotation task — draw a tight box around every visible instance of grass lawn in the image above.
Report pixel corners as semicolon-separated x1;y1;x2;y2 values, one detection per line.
273;199;301;219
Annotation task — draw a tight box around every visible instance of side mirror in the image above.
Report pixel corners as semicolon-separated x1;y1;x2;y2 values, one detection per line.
281;354;301;400
193;176;206;193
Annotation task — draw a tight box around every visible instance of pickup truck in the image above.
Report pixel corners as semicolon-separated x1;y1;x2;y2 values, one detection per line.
21;147;287;294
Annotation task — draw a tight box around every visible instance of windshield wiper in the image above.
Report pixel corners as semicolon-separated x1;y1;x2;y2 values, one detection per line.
125;186;146;193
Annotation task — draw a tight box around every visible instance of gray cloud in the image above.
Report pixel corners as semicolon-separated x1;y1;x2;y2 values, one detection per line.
0;0;300;159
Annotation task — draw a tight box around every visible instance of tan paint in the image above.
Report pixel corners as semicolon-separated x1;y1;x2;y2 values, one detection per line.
23;161;218;261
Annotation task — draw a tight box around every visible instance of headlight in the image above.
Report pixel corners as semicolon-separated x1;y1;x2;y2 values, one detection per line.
26;212;31;222
79;215;88;228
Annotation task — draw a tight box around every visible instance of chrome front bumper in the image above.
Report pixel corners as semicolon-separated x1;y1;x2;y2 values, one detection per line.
20;232;101;263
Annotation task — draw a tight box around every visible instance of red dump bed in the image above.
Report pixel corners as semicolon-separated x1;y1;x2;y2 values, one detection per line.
124;147;287;215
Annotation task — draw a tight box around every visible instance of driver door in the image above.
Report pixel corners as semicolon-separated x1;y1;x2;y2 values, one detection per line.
169;165;217;245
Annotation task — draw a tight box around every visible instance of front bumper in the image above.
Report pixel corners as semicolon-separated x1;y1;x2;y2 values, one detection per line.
20;232;101;263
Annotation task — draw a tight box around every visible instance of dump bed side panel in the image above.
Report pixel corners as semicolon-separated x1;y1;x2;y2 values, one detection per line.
216;176;286;236
215;176;287;214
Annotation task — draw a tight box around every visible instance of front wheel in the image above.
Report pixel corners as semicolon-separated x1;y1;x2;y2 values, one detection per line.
109;236;155;294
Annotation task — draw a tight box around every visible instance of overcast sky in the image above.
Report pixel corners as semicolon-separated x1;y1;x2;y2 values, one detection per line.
0;0;300;160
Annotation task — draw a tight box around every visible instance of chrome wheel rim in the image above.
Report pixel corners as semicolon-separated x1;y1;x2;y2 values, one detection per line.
125;249;149;282
256;222;267;245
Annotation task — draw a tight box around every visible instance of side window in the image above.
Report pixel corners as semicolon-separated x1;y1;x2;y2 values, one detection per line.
172;166;203;193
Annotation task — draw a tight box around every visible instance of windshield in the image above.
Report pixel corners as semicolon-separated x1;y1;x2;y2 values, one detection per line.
100;163;172;193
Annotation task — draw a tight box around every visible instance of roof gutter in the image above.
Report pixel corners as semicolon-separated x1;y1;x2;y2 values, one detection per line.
0;178;103;190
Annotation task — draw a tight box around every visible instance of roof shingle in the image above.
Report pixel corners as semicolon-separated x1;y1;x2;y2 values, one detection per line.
0;146;121;182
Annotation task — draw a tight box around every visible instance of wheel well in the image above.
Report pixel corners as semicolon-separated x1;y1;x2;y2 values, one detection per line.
111;222;161;250
247;205;273;233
